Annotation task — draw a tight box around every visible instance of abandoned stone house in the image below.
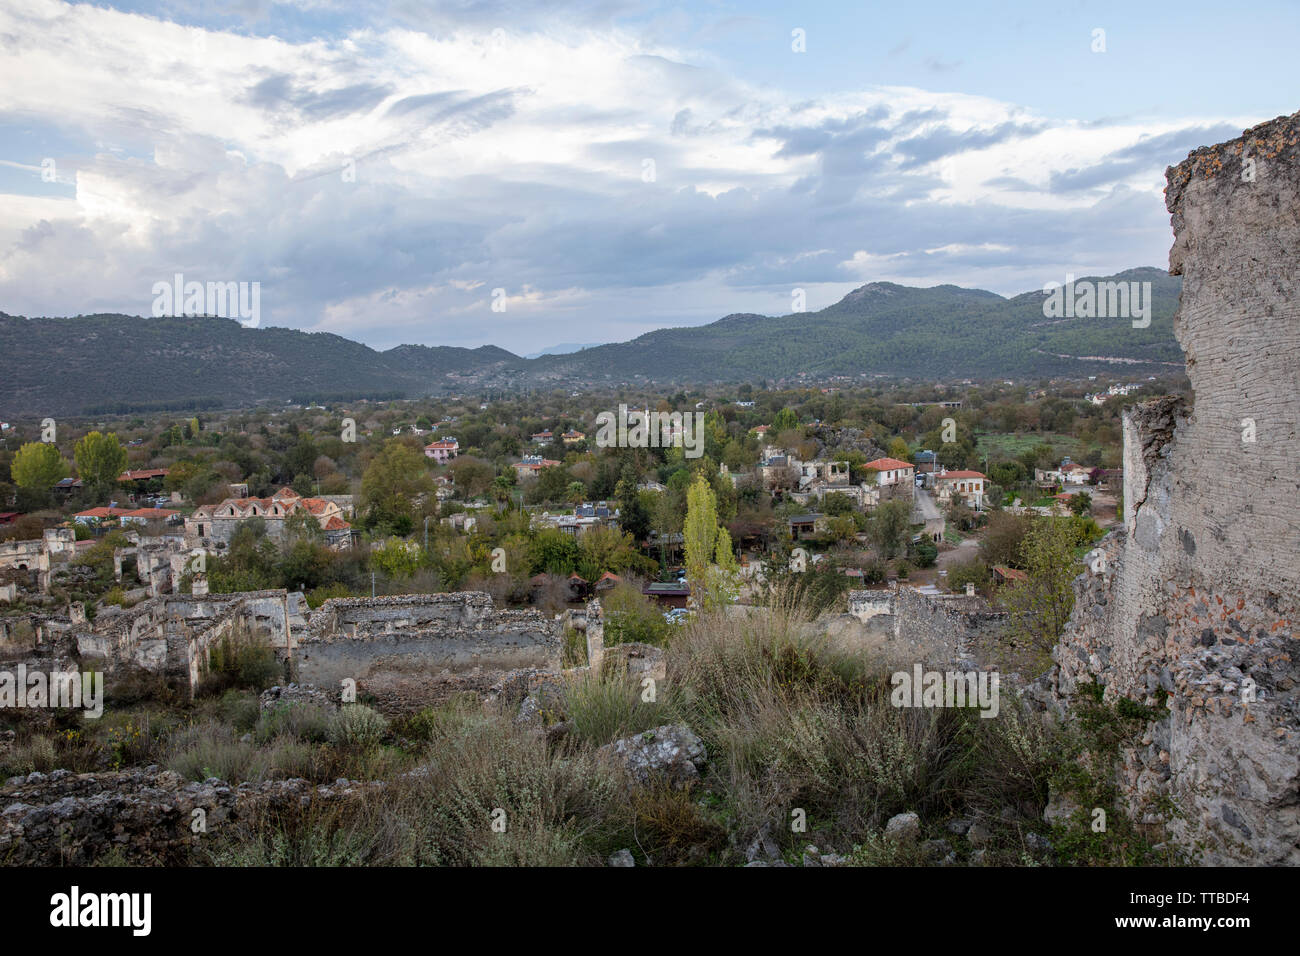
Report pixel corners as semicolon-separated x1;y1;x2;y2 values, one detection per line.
186;486;352;548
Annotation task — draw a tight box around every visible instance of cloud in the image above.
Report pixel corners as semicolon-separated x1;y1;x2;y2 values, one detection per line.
0;2;1261;353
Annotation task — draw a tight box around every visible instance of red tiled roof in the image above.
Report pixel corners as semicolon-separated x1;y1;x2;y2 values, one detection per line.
865;457;914;471
322;516;351;531
937;470;986;480
121;508;179;519
75;507;131;518
425;440;459;449
118;468;169;481
993;565;1028;582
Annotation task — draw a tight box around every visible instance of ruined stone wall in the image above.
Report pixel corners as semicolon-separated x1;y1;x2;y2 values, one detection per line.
71;591;290;698
1052;112;1300;865
843;585;1006;669
291;593;562;703
891;586;1005;671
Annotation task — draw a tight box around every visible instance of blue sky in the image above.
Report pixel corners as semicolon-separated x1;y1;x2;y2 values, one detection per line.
0;0;1294;353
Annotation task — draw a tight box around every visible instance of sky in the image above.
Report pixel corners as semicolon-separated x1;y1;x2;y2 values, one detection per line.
0;0;1295;354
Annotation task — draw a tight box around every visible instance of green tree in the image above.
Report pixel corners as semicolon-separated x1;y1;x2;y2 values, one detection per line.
75;431;128;495
684;473;720;584
11;442;67;503
868;499;911;559
1001;518;1082;656
684;474;739;609
361;440;433;535
887;436;911;462
770;407;798;434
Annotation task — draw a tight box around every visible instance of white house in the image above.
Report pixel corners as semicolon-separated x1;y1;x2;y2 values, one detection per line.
933;470;987;509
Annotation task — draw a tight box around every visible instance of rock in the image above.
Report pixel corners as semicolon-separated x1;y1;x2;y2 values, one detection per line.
1025;832;1052;853
921;838;950;862
598;724;707;790
608;849;635;867
970;848;987;865
259;683;335;713
801;844;821;867
945;817;972;836
1043;786;1081;827
745;826;780;863
884;811;920;846
966;820;992;848
515;694;543;728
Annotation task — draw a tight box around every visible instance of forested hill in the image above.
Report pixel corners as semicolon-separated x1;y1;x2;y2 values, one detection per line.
0;268;1181;414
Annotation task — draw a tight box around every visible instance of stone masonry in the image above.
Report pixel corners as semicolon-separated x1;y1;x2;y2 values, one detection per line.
1051;112;1300;864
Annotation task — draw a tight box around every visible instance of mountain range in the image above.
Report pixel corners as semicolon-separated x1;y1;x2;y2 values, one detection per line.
0;267;1183;415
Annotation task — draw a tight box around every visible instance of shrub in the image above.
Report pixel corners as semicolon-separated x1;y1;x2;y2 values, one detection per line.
165;721;266;783
564;671;669;748
256;702;334;745
328;705;389;749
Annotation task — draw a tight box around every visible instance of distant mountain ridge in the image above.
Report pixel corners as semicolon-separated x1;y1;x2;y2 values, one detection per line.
0;267;1182;415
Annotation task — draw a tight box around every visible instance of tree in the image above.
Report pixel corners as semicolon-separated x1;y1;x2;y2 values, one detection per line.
979;511;1034;568
684;473;739;610
361;440;433;535
1069;492;1092;516
770;407;798;434
11;442;67;504
887;436;911;462
1001;518;1082;656
868;499;911;558
684;473;719;583
74;431;127;495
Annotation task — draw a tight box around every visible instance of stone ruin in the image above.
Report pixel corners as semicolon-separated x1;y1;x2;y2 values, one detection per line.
1049;111;1300;864
843;583;1008;671
0;591;294;701
287;592;563;715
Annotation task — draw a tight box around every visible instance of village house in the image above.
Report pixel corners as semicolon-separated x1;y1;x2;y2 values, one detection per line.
1061;461;1091;485
186;487;351;548
788;513;829;540
118;468;169;486
642;580;690;609
424;437;459;463
531;502;619;538
933;470;987;510
560;429;585;445
864;457;915;502
513;455;560;480
992;565;1028;587
531;429;554;445
913;450;938;475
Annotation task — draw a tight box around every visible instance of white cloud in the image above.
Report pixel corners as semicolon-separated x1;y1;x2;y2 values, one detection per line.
0;1;1256;351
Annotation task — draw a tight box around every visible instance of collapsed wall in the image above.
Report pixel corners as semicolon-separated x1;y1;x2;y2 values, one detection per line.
3;591;293;700
1052;112;1300;864
291;593;562;713
844;584;1006;669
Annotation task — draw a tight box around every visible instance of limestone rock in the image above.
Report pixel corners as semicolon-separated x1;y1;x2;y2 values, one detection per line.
598;724;707;789
884;811;920;846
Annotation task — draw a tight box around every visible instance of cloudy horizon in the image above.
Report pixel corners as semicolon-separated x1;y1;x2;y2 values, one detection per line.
0;0;1294;353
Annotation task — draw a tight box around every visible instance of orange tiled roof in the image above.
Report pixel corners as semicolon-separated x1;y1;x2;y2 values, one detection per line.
865;457;914;471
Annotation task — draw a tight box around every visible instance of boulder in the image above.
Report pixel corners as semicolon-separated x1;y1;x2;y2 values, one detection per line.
598;724;707;789
884;811;921;846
